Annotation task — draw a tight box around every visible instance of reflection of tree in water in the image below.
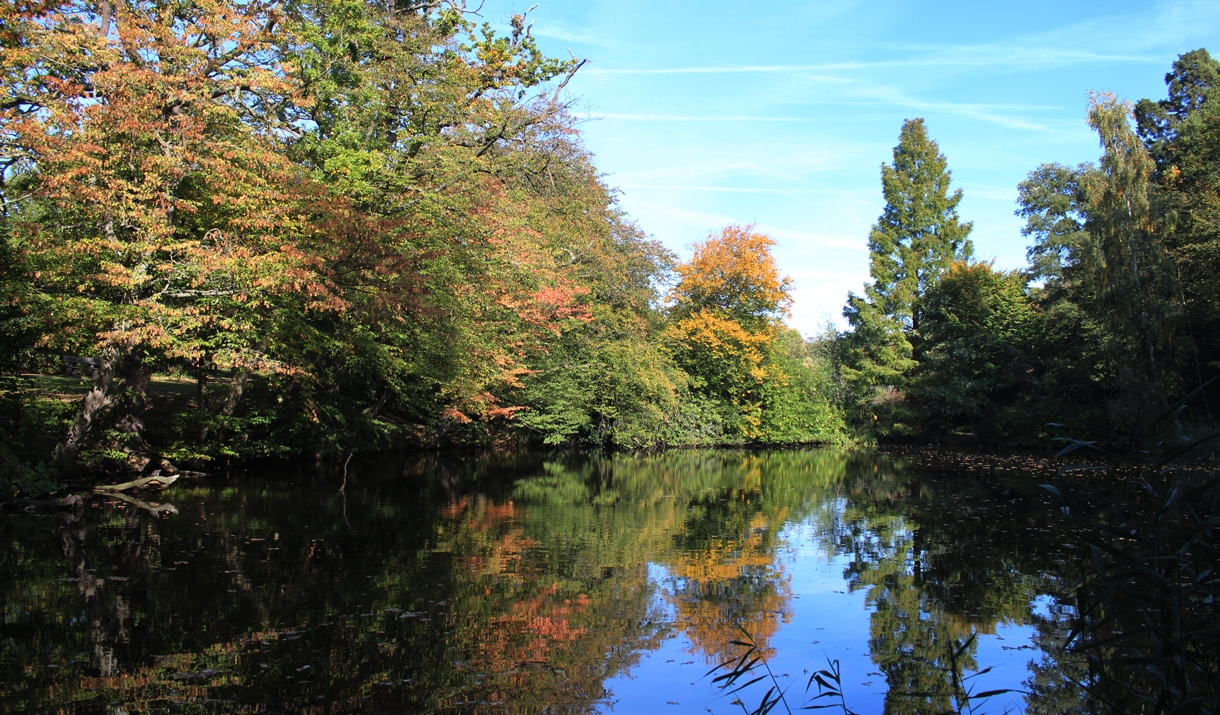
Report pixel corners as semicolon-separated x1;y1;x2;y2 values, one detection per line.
0;465;671;713
639;451;883;667
667;511;793;664
1023;611;1088;715
3;449;1097;713
827;467;1055;714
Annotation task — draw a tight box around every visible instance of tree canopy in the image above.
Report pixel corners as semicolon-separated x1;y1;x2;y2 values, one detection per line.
831;50;1220;446
0;1;845;491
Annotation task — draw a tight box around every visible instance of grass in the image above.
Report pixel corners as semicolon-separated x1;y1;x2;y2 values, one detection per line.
3;372;208;401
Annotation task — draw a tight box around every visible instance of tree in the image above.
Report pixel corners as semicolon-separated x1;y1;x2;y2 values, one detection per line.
1135;49;1220;383
847;119;973;336
247;0;584;452
507;146;690;448
669;224;791;329
1017;163;1091;287
667;225;793;439
2;0;327;470
840;119;972;431
1134;48;1220;173
912;261;1034;440
1079;94;1182;406
0;0;589;470
756;329;847;444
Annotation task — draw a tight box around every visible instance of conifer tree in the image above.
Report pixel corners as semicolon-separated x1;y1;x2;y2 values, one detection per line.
842;118;973;391
1134;48;1220;173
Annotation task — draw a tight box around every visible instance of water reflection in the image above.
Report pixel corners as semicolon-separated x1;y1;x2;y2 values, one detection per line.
1;450;1090;713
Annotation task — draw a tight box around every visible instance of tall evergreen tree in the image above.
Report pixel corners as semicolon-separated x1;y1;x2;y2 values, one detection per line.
842;119;973;392
1134;48;1220;173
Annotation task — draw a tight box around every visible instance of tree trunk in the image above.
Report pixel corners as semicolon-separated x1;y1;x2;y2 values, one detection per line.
221;368;248;418
54;346;121;470
54;346;152;471
201;363;248;441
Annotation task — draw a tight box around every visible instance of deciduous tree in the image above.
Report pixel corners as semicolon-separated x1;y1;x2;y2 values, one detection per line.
667;225;792;439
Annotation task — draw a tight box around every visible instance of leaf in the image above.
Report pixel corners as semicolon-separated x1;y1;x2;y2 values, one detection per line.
971;688;1021;699
1051;437;1109;459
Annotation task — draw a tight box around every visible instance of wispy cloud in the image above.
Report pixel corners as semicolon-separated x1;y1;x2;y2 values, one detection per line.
502;0;1207;327
583;49;1160;76
531;22;620;49
754;225;869;253
773;98;1067;112
618;184;871;196
848;86;1058;132
584;64;856;76
596;113;816;122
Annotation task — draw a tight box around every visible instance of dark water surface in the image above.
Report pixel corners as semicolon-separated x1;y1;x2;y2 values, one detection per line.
1;450;1092;714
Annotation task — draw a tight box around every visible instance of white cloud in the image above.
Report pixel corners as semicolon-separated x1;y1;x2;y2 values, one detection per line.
581;50;1160;77
595;113;818;122
616;184;866;195
531;22;621;49
848;85;1061;132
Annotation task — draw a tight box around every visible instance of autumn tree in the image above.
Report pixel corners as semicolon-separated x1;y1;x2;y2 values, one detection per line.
232;0;590;454
666;226;792;440
1;0;333;470
504;136;689;448
1;0;598;470
842;119;973;397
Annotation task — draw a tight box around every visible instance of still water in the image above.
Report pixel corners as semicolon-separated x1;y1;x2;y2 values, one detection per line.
1;449;1089;714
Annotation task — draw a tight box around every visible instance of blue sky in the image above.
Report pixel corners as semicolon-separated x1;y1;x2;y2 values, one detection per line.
480;0;1220;336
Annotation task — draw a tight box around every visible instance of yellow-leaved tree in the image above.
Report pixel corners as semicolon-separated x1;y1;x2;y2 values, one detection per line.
667;225;846;443
666;225;791;439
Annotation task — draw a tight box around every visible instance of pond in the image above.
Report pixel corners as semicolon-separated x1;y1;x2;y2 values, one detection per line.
1;449;1096;714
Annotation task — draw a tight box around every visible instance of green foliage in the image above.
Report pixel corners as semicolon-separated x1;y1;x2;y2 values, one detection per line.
516;335;695;448
1138;51;1220;387
757;330;847;444
1081;95;1182;396
837;52;1220;447
912;262;1035;441
845;117;973;351
841;119;972;394
0;380;70;496
1135;48;1220;171
1018;163;1091;286
839;118;973;436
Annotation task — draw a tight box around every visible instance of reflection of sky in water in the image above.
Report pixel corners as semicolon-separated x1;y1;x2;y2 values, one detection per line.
600;517;1041;714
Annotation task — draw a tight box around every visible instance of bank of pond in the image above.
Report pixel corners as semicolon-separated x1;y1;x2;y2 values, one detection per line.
1;449;1216;714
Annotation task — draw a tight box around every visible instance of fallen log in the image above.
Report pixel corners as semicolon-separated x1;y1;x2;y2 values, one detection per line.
93;475;179;492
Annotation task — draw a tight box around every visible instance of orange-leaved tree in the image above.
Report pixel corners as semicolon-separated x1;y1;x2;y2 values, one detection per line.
666;225;792;439
1;0;337;469
1;0;591;468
